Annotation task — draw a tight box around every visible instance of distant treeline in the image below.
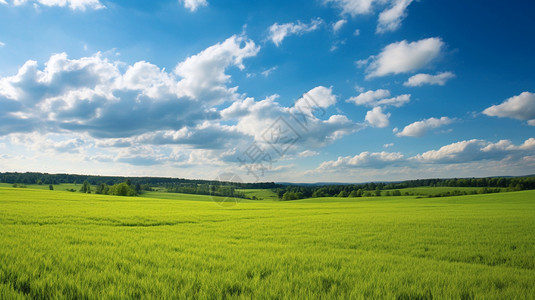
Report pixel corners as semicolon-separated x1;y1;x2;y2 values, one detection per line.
165;183;247;199
277;176;535;200
0;172;282;189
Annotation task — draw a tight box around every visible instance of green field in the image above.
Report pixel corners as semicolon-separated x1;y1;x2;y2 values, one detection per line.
381;186;504;197
1;187;534;299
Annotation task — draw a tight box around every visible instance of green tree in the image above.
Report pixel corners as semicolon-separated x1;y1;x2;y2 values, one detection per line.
49;185;54;190
80;180;91;193
337;190;349;197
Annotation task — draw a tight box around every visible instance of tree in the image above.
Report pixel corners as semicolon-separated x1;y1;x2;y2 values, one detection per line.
80;180;91;193
337;190;349;197
49;185;54;190
375;187;382;196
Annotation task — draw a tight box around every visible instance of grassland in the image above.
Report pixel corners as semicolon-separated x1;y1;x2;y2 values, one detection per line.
1;187;534;299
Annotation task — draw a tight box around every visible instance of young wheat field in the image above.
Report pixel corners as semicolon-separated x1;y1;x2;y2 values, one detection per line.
1;187;534;299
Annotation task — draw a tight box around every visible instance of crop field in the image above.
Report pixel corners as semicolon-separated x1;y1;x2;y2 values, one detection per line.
1;187;534;299
381;186;505;197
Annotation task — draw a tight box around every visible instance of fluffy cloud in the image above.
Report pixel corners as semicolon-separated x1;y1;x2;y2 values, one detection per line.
364;38;444;78
317;138;535;171
325;0;414;33
395;117;453;137
414;138;535;164
222;87;361;149
8;0;104;10
347;89;390;105
404;72;455;87
365;107;390;128
180;0;207;12
482;92;535;126
332;19;347;33
318;151;404;169
377;0;413;33
268;18;323;46
347;89;410;107
174;35;259;102
0;35;259;138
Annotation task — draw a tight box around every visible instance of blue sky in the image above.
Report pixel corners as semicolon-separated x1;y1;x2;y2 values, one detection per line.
0;0;534;183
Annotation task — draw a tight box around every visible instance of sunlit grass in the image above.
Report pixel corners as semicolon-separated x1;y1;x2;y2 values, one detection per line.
1;187;534;299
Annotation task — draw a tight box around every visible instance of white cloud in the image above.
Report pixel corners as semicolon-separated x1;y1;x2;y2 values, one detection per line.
354;29;360;36
377;0;413;33
324;0;376;16
364;37;444;78
0;35;259;138
347;89;409;107
299;150;319;158
0;41;5;47
325;0;414;33
261;66;278;77
268;18;323;46
375;94;410;107
318;151;404;169
295;85;337;112
396;117;454;137
332;19;347;33
174;34;260;102
0;0;6;4
10;0;104;10
347;89;390;106
482;92;535;125
365;106;390;128
223;87;362;149
414;138;535;164
316;138;535;173
383;143;394;148
181;0;207;12
404;71;455;87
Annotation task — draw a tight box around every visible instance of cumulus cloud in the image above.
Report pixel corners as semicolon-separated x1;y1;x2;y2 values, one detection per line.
268;18;323;46
0;35;259;138
222;87;362;149
347;89;410;107
482;92;535;126
8;0;104;10
347;89;390;106
180;0;207;12
325;0;414;33
365;106;390;128
316;137;535;172
395;117;454;137
364;38;444;78
376;0;413;33
404;71;455;87
414;138;535;164
332;19;347;33
318;151;404;169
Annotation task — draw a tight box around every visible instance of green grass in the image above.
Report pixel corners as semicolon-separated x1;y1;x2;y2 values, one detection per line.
236;188;280;201
383;186;505;197
1;187;534;299
0;183;82;192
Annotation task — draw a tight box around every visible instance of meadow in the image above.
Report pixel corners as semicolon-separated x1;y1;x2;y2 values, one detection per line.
1;187;534;299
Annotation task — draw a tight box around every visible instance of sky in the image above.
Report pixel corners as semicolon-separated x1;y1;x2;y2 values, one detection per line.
0;0;534;183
